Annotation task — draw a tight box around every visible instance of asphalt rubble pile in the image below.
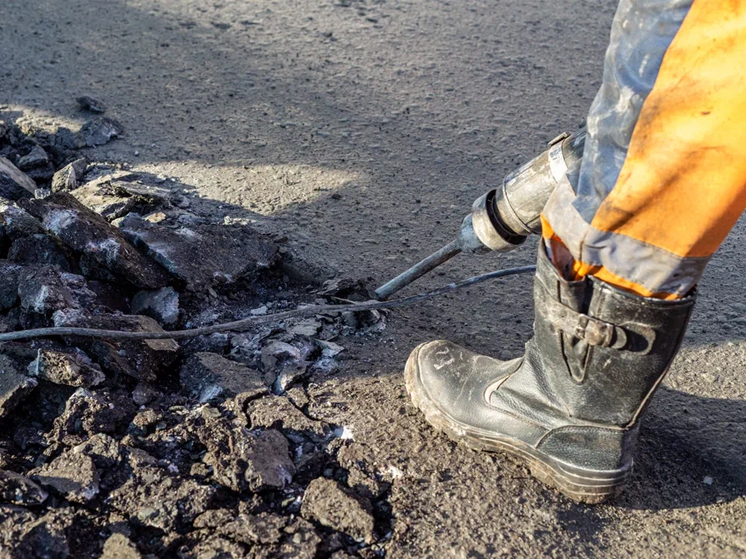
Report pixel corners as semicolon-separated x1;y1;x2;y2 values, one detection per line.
0;105;392;559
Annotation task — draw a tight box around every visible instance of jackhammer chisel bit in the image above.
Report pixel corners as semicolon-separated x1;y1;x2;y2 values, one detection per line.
375;129;586;300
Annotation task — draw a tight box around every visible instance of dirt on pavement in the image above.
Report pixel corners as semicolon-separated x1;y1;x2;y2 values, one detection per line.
1;0;745;557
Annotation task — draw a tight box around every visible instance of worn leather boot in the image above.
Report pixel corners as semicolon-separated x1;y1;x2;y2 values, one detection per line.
405;241;695;503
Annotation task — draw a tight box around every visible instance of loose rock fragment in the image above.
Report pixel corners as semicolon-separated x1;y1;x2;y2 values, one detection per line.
32;449;100;503
76;95;106;114
8;234;72;270
0;261;24;310
20;193;169;289
288;318;322;337
48;388;135;447
132;381;160;406
278;518;322;559
118;214;277;291
248;395;332;443
218;512;287;545
0;203;45;239
12;512;71;559
0;354;37;419
0;470;48;505
79;117;122;146
0;156;36;199
28;348;105;387
51;158;88;192
52;311;178;382
100;533;142;559
181;352;266;403
301;478;375;543
18;266;77;315
181;535;247;559
109;474;216;532
193;410;295;492
17;145;49;171
131;286;179;326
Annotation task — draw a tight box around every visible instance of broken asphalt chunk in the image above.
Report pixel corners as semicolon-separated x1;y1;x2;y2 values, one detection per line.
79;117;122;147
118;214;277;291
181;352;266;404
100;533;142;559
301;478;375;543
19;193;170;289
0;156;36;200
192;410;295;492
52;310;179;382
31;449;100;503
247;395;332;444
75;96;106;114
0;470;48;506
0;354;37;420
28;348;106;387
51;158;87;193
131;286;179;326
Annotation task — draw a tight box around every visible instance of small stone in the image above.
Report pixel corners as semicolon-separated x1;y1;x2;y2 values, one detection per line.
17;145;49;171
0;354;38;419
301;478;375;543
27;348;105;387
0;156;36;200
181;352;266;403
76;95;106;114
132;381;160;406
249;305;268;316
79;117;123;146
0;470;48;505
100;533;142;559
317;339;345;358
131;287;179;326
260;341;301;371
288;318;321;337
47;388;135;448
183;536;245;559
703;476;714;485
109;475;216;533
51;158;88;192
32;449;100;503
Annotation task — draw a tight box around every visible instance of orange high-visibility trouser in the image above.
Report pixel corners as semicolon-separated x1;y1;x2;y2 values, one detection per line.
541;0;746;300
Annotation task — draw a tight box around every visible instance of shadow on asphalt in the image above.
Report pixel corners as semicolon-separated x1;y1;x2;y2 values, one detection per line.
616;386;746;511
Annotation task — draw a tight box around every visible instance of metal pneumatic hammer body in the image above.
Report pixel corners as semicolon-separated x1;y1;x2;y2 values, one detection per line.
375;129;586;300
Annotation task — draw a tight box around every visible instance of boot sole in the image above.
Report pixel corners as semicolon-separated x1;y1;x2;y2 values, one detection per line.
404;345;631;505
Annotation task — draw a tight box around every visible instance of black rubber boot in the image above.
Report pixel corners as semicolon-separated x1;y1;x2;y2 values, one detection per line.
405;241;695;503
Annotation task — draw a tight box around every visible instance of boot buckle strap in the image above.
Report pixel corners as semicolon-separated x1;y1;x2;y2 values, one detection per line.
546;299;628;349
574;315;626;348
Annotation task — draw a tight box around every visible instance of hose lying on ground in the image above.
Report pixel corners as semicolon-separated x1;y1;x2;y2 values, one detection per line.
0;265;537;342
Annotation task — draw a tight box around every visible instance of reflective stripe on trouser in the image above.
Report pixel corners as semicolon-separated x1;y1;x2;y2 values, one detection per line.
541;0;746;299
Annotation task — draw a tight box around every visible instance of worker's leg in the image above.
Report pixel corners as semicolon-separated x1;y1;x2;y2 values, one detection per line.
543;0;746;299
404;0;746;504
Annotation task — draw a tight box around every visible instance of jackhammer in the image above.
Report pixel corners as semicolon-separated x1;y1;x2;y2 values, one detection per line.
375;129;586;300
